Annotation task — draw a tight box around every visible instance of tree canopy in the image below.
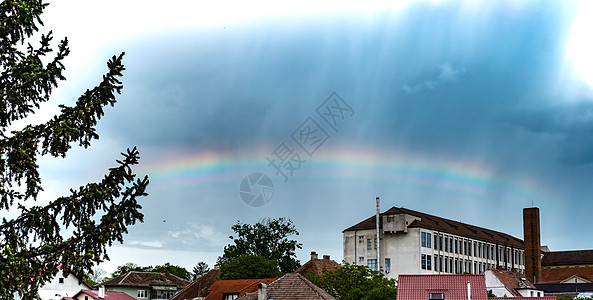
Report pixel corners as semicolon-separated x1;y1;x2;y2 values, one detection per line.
305;262;397;300
0;0;148;297
219;255;282;280
217;217;302;273
107;262;191;281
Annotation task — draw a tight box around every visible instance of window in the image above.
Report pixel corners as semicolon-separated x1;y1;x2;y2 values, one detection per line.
137;290;148;298
439;236;443;251
58;277;64;284
359;256;364;262
427;233;431;248
422;254;427;270
454;240;458;254
434;255;439;271
368;259;377;271
385;258;391;272
430;292;445;299
444;237;449;252
450;238;453;253
367;239;371;250
434;235;438;250
374;238;377;249
464;241;468;255
224;294;239;300
444;257;448;273
422;232;427;247
427;255;432;271
359;235;364;243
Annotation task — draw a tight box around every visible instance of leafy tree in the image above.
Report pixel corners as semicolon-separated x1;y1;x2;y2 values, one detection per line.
487;289;496;297
306;262;397;300
219;255;282;280
84;266;106;286
192;261;210;280
107;262;191;281
0;0;148;297
153;262;191;281
217;217;302;273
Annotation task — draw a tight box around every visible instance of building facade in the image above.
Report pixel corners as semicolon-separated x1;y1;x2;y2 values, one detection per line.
343;207;526;281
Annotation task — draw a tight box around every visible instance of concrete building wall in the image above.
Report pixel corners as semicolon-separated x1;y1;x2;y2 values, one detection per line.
344;212;526;283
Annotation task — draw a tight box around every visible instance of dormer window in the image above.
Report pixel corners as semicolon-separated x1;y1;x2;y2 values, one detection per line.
429;292;445;299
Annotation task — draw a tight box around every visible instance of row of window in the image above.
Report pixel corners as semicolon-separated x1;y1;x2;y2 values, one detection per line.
421;231;524;266
423;254;522;274
137;289;178;299
365;258;391;272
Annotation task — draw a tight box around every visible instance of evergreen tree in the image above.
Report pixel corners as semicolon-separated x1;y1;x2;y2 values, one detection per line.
0;1;148;297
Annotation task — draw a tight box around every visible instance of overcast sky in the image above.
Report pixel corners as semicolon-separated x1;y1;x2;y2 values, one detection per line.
21;0;593;275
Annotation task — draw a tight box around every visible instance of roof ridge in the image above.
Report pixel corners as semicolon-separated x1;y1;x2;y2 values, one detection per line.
296;273;333;299
118;271;132;285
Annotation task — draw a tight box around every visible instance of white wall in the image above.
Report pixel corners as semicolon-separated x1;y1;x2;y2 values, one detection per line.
38;273;89;300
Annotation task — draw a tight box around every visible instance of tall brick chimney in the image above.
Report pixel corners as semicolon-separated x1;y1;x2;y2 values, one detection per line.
523;207;542;284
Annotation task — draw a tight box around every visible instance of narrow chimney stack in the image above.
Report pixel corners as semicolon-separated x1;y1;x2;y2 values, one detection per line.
523;207;542;284
323;255;330;260
257;283;267;300
310;251;318;260
98;286;105;298
467;281;471;300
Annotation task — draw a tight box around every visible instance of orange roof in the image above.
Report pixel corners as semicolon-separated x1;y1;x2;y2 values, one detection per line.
236;273;335;300
295;258;340;277
541;266;593;284
204;278;278;300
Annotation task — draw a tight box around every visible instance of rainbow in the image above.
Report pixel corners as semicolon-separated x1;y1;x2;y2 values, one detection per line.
137;146;545;203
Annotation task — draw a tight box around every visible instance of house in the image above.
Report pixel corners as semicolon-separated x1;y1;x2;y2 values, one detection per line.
203;278;277;300
396;274;490;300
343;206;526;281
294;252;341;277
397;274;555;300
484;268;545;297
540;250;593;284
99;271;189;300
62;287;135;300
38;270;93;300
235;273;336;300
170;269;221;300
534;283;593;299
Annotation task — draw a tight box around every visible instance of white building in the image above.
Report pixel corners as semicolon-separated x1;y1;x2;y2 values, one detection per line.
37;272;92;300
343;207;525;281
484;268;544;297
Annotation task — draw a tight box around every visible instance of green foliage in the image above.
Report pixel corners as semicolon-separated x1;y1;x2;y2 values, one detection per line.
219;255;283;280
217;217;302;273
107;262;191;281
192;261;210;280
306;262;397;300
487;289;496;297
0;0;148;297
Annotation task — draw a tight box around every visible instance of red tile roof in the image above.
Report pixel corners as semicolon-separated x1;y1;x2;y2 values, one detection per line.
203;278;278;300
541;266;593;284
542;250;593;266
344;207;524;248
171;269;221;300
396;274;489;300
100;271;189;288
236;273;336;300
295;258;341;277
72;289;136;300
488;296;556;300
488;268;536;297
